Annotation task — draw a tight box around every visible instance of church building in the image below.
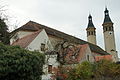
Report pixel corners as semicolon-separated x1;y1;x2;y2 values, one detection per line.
10;8;118;79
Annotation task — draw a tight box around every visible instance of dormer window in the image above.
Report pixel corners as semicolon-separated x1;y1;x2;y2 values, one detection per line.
41;43;45;51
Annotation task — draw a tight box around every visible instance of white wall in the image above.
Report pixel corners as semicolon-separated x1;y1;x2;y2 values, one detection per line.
24;29;58;80
42;54;60;80
43;54;59;74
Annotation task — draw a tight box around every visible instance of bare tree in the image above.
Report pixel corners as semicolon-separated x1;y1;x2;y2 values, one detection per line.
0;1;10;44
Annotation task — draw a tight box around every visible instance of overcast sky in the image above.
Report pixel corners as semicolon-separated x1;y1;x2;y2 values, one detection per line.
1;0;120;57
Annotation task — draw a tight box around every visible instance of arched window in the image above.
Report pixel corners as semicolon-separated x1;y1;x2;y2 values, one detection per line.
88;32;90;35
106;27;108;31
109;27;111;31
91;32;93;35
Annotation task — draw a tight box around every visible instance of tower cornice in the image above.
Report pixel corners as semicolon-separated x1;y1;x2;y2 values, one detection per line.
102;22;113;27
86;27;96;31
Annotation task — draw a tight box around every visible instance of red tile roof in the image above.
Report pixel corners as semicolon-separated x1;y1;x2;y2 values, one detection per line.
95;55;112;61
12;30;42;48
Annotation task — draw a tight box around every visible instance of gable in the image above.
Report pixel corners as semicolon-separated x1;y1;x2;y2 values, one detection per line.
27;29;54;52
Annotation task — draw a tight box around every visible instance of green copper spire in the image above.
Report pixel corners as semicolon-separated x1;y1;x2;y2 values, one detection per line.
87;14;95;28
103;7;112;23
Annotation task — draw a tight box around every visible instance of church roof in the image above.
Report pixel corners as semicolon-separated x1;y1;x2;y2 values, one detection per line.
95;55;112;61
11;21;109;55
12;30;42;48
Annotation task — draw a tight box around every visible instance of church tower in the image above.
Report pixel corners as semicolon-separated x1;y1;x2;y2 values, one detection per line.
102;7;118;61
86;14;96;45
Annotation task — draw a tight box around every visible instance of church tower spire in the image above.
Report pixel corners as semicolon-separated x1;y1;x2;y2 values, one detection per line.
102;7;118;61
103;7;112;23
86;14;96;45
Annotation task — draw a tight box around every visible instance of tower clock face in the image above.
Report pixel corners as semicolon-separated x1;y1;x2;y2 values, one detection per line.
109;31;113;35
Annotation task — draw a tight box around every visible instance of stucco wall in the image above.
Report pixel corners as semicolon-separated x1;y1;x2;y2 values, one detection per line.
87;35;96;45
104;31;119;62
104;31;116;53
42;54;60;80
48;35;63;49
43;54;60;74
